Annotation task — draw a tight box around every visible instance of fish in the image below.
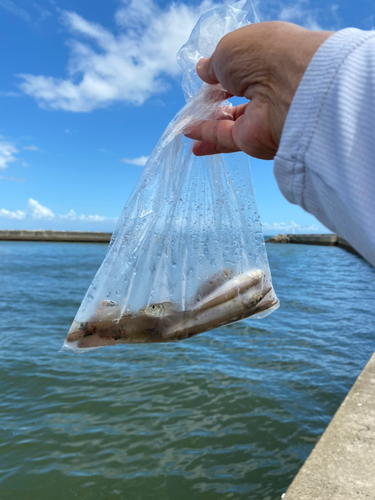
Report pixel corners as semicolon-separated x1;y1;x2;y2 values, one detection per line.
161;291;268;342
102;300;118;307
194;268;234;303
65;269;278;349
192;270;262;312
141;302;174;318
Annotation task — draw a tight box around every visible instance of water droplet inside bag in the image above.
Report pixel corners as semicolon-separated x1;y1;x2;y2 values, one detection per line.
140;209;153;219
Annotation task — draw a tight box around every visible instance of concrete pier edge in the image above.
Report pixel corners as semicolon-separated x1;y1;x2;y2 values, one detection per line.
283;352;375;499
0;231;357;253
0;230;112;243
266;233;358;255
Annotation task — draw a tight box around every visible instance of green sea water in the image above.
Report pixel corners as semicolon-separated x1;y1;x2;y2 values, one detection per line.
1;241;374;500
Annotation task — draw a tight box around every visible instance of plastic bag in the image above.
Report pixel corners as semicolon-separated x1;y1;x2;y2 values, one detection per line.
64;0;279;351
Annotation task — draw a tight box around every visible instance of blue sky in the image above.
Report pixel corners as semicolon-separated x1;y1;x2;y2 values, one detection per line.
0;0;373;234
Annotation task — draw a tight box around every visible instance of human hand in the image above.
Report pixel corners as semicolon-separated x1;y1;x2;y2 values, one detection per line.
185;21;333;159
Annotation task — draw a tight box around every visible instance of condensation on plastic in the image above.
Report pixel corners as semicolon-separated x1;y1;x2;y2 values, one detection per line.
64;1;278;350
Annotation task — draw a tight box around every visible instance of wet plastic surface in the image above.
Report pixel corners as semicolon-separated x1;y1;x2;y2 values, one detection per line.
65;1;278;351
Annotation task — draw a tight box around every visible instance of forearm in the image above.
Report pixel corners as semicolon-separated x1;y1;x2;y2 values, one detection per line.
274;28;375;266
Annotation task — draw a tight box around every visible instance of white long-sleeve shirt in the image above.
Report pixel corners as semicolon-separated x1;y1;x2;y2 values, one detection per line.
274;28;375;267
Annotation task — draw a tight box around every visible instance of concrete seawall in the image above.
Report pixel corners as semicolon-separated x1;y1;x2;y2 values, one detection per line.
0;230;354;246
283;352;375;499
0;230;112;243
267;233;358;255
0;230;357;254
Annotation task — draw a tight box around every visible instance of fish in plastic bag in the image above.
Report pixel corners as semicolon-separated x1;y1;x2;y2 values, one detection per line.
64;0;279;351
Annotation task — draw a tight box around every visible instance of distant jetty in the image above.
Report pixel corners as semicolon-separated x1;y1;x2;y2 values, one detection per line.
0;230;358;255
0;230;112;243
266;233;357;255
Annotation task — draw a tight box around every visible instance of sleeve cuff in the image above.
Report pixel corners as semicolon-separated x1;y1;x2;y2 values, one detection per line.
273;28;375;208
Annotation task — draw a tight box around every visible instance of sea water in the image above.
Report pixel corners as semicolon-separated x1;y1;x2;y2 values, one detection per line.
0;241;374;500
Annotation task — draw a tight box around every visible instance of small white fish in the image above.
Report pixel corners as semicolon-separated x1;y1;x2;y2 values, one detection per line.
143;302;174;318
65;269;277;348
193;269;263;312
102;300;118;307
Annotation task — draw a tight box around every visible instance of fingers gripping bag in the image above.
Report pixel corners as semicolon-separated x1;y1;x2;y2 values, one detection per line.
64;0;279;351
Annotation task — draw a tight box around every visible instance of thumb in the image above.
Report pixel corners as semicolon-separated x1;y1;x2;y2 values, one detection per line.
196;57;219;85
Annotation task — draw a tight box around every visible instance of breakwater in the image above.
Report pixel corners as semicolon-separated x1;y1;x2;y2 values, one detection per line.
283;352;375;500
0;230;356;252
267;233;357;254
0;230;111;243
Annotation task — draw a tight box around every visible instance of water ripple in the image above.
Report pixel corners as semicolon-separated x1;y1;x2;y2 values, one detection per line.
0;241;374;499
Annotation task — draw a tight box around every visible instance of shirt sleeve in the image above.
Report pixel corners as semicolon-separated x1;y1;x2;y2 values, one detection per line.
273;28;375;267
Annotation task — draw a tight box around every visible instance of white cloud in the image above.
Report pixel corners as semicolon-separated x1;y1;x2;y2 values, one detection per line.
22;144;40;151
121;156;149;167
253;0;323;30
0;90;20;97
0;208;26;219
0;0;51;26
60;209;108;222
61;209;76;220
262;221;320;233
0;0;32;23
0;198;116;223
27;198;54;219
0;138;18;170
78;214;108;222
278;2;321;30
17;0;218;112
21;162;28;167
0;175;26;182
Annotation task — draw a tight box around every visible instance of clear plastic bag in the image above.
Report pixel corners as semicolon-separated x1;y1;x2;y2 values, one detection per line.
64;0;279;351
